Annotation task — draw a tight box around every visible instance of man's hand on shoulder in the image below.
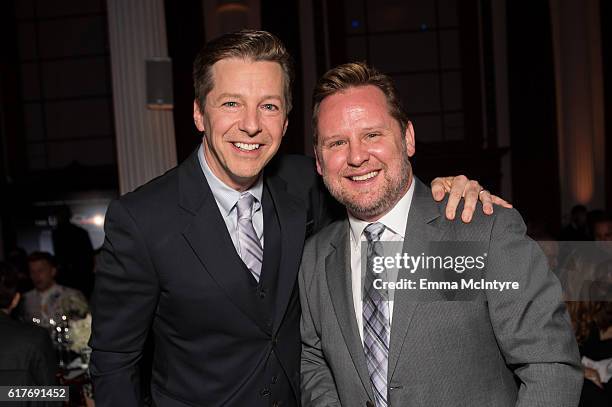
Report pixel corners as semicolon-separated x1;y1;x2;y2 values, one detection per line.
430;175;512;223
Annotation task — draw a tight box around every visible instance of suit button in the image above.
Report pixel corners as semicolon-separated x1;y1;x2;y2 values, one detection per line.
272;336;278;345
259;288;267;299
271;375;278;384
260;388;271;397
366;401;374;407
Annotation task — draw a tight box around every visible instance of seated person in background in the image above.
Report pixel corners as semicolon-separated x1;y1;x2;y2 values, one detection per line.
559;215;612;301
560;205;590;241
22;251;88;327
593;215;612;242
0;262;57;385
566;301;612;406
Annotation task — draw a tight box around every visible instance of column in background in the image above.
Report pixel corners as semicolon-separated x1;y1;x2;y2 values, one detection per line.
107;0;177;194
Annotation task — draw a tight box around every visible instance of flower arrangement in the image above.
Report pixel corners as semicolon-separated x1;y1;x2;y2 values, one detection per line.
68;313;92;353
58;292;89;320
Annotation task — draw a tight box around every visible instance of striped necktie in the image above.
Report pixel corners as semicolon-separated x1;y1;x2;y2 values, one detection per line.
236;192;263;281
363;222;389;407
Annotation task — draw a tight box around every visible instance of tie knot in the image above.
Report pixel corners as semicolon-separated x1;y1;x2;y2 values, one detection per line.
237;192;256;220
364;222;385;243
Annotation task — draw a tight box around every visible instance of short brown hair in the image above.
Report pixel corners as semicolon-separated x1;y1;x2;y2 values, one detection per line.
27;251;56;267
193;29;294;114
312;61;408;146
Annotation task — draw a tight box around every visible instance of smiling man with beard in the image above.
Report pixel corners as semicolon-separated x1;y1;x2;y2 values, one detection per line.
299;62;582;407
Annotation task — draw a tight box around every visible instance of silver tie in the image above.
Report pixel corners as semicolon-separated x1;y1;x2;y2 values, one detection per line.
363;222;389;407
236;192;263;281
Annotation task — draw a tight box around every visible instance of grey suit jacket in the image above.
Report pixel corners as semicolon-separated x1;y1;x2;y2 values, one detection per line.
299;178;582;407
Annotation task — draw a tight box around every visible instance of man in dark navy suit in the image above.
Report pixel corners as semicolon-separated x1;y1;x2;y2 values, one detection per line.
89;30;508;407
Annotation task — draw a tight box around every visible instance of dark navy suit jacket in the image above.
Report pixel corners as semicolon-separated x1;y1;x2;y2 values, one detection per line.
90;150;335;406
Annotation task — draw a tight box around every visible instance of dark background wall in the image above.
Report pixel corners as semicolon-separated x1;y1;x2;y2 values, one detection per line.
602;0;612;215
0;0;609;256
506;0;561;228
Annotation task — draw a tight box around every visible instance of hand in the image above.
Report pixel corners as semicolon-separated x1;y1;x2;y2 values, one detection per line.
431;175;512;223
584;367;604;389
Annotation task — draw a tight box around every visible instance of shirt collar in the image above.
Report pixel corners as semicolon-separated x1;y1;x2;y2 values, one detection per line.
348;177;415;247
38;283;59;298
198;144;264;216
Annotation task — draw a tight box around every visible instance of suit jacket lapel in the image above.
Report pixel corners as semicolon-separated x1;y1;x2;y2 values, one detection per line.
388;178;446;381
325;223;375;400
179;150;271;335
266;175;307;334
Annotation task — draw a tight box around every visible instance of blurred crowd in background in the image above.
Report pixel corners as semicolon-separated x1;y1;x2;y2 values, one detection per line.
1;212;95;405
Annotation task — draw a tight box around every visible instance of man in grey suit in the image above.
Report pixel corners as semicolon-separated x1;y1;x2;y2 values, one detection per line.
299;62;583;406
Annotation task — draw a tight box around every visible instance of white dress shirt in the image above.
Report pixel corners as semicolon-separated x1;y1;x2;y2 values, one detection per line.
198;144;264;256
22;283;87;326
348;179;415;342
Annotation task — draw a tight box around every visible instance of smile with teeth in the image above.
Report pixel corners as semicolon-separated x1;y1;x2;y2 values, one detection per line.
233;142;261;151
349;171;379;181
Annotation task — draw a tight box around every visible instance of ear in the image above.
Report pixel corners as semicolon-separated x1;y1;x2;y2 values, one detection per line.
405;121;416;157
193;100;206;132
314;146;323;176
282;117;289;138
51;267;57;278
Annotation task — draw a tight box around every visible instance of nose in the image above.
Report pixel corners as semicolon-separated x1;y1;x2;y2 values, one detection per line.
239;106;262;137
347;139;369;167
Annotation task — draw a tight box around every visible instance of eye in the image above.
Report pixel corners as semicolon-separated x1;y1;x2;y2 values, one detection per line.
366;132;379;139
262;103;279;111
222;101;239;108
328;140;347;148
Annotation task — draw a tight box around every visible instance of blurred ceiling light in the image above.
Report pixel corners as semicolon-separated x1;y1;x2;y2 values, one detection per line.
92;215;105;227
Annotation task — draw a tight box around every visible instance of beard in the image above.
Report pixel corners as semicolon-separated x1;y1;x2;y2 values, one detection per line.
322;151;412;220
